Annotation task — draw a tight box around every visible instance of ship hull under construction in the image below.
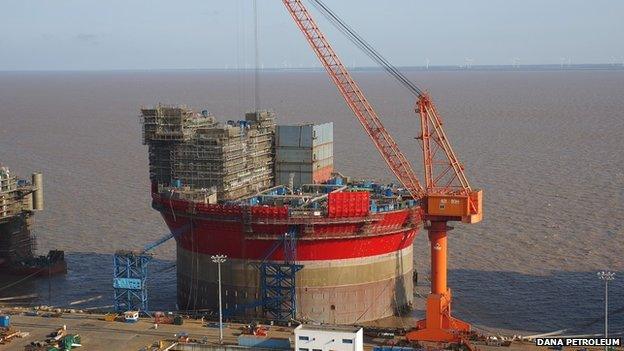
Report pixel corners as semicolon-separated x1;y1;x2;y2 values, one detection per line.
0;214;34;268
154;195;420;324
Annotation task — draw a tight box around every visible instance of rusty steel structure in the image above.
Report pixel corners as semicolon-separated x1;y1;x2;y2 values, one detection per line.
0;166;64;276
0;167;40;266
282;0;483;342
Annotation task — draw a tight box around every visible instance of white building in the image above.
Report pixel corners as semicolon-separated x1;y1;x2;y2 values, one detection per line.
294;324;363;351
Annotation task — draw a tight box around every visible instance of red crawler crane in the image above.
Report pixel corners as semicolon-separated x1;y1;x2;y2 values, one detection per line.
282;0;483;342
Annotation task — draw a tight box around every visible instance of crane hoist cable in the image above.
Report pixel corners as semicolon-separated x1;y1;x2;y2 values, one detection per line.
310;0;476;198
283;0;483;342
309;0;423;97
253;0;261;111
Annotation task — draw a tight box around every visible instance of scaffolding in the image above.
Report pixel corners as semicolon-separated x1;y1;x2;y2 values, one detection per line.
113;251;152;313
141;106;276;201
141;105;215;186
1;170;25;220
0;167;39;263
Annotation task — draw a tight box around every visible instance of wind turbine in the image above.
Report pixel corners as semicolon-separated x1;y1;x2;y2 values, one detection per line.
464;57;474;69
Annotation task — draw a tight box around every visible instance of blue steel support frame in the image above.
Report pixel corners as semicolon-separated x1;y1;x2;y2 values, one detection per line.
113;252;152;313
112;227;185;314
260;226;303;321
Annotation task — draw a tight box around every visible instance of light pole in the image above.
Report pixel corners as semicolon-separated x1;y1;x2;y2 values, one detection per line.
211;254;227;344
597;271;615;350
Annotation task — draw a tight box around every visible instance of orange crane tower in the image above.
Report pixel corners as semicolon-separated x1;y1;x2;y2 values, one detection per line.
282;0;483;342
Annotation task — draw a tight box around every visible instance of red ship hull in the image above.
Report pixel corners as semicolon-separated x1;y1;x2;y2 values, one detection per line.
154;195;421;324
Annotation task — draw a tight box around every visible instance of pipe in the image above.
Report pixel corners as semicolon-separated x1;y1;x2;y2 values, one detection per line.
303;185;348;207
31;172;43;210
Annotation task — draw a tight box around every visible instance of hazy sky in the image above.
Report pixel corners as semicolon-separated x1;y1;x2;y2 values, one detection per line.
1;0;623;71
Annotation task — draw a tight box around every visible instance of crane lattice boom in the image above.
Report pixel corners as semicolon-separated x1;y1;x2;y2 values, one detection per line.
282;0;484;342
283;0;425;200
417;95;472;193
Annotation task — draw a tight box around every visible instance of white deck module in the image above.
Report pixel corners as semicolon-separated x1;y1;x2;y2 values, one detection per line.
294;324;363;351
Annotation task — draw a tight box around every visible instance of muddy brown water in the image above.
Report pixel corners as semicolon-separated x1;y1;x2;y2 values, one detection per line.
0;70;622;334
